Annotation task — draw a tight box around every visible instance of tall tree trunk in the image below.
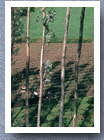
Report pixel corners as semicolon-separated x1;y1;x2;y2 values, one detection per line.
26;7;30;127
59;7;70;127
37;7;45;127
72;7;85;127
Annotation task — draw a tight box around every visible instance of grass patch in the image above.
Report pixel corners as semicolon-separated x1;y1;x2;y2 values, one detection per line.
11;96;94;127
19;7;94;43
15;36;94;43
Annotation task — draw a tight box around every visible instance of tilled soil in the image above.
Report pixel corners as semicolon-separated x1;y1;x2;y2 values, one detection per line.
11;43;94;107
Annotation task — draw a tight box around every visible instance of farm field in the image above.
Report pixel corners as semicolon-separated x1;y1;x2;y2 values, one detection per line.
11;42;94;127
21;7;94;43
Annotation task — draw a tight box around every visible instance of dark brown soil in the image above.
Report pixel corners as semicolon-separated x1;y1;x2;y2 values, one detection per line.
11;43;94;107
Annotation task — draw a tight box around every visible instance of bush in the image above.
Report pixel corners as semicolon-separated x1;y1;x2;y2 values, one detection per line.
20;7;35;17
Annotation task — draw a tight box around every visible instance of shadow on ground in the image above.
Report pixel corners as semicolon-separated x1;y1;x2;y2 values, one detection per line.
11;60;94;127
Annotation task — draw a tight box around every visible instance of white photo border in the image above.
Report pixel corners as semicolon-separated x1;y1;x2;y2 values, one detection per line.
5;1;100;133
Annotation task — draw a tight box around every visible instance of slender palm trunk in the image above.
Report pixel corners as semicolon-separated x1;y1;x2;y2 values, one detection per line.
72;7;85;127
59;7;70;127
26;7;30;127
37;7;45;127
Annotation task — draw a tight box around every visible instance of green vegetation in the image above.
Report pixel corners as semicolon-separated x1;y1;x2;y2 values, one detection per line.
21;7;94;43
11;96;94;127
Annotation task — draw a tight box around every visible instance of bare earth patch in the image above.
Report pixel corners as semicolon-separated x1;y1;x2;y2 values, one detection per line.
11;43;94;107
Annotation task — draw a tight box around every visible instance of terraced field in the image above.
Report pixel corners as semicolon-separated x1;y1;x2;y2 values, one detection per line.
11;43;94;127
